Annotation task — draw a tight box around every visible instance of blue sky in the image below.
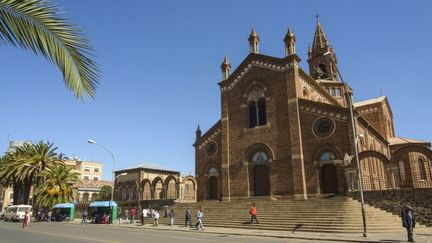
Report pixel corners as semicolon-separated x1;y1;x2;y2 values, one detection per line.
1;0;431;180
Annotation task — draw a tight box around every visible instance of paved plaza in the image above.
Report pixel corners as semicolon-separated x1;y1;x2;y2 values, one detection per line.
0;221;431;243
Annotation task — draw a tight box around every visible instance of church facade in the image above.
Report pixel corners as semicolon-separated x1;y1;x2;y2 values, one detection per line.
194;20;432;201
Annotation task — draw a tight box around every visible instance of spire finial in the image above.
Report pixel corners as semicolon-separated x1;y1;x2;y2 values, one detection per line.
316;14;320;23
251;27;257;36
195;124;202;141
221;55;232;80
284;26;296;56
223;55;229;64
248;27;260;54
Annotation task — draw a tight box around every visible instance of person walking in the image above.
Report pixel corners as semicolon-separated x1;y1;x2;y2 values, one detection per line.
249;203;259;224
124;209;129;224
169;209;175;226
196;208;204;231
81;209;88;225
185;208;192;227
130;208;136;224
47;210;52;222
153;210;159;227
22;211;30;229
142;208;148;226
117;209;122;224
402;205;416;242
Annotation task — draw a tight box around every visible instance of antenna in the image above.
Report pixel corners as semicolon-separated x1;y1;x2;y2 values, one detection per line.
380;88;384;97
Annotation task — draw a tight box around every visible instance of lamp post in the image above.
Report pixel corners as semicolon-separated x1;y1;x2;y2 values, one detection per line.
87;139;118;223
323;52;368;237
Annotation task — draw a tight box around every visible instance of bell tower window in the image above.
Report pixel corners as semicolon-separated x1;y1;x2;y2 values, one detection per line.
247;86;267;128
249;101;257;128
317;64;328;79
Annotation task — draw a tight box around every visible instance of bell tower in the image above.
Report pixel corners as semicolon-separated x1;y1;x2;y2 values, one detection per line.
307;17;338;81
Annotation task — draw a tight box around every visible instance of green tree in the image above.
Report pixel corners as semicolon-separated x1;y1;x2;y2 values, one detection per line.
98;185;112;201
0;141;62;204
34;163;79;208
0;0;99;99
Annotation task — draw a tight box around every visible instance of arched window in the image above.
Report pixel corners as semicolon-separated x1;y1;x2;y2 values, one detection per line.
258;98;266;126
320;152;336;161
418;158;427;180
247;87;267;128
208;167;218;176
330;88;335;96
252;152;269;165
249;101;257;128
82;193;89;202
303;88;309;98
318;64;328;79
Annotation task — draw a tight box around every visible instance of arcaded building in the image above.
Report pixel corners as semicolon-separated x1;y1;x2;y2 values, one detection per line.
114;163;197;204
194;20;432;201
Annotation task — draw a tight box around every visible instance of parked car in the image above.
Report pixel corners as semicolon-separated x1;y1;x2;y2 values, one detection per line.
4;205;32;222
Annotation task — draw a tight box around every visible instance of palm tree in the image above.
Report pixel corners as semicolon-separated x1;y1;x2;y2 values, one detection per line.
0;0;99;99
34;163;79;208
0;141;62;204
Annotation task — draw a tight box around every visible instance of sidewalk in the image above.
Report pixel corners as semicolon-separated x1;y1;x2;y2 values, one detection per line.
70;219;432;243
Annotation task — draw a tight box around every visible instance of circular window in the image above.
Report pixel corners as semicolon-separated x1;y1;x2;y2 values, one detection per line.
313;117;335;137
205;141;217;157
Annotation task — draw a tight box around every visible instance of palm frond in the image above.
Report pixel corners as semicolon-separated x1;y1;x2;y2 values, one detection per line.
0;0;99;99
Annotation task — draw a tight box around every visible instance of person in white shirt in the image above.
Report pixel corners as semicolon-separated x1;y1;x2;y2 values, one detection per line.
153;210;159;227
142;208;148;226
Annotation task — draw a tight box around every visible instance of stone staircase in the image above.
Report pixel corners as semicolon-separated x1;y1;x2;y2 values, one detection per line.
158;196;425;233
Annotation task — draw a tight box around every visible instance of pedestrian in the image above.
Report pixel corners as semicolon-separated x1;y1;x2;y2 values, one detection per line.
131;208;136;223
170;209;175;226
153;210;159;227
81;209;88;225
185;208;192;227
249;203;259;224
196;208;204;231
37;210;42;221
402;205;416;242
142;208;148;226
47;210;52;222
124;209;129;224
22;211;30;229
117;209;122;224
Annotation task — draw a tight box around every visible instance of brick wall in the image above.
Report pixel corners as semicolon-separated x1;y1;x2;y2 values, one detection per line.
348;188;432;226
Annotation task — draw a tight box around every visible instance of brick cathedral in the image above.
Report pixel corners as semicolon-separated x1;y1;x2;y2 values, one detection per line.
194;19;432;201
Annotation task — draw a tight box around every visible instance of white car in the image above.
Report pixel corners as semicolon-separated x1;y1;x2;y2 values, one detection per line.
4;205;32;222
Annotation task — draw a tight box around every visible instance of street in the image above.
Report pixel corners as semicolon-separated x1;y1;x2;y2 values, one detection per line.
0;221;334;243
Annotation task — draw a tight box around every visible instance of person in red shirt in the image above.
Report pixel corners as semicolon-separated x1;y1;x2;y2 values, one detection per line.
249;203;259;224
130;208;136;223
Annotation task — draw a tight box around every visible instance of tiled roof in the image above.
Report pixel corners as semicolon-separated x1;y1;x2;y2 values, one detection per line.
388;137;430;146
354;96;386;107
119;162;179;173
74;180;112;189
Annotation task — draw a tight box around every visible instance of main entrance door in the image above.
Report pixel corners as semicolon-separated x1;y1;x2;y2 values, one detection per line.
254;165;270;196
322;164;338;193
209;176;218;199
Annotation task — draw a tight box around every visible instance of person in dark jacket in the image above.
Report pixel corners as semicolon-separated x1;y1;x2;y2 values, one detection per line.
185;208;192;227
401;205;416;242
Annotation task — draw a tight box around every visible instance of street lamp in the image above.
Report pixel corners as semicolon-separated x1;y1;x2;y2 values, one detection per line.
323;52;368;237
87;139;118;223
